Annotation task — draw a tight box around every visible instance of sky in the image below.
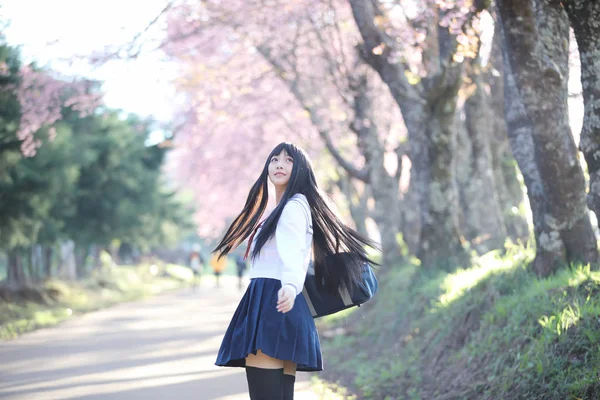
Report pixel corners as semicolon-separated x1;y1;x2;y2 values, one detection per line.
1;0;178;125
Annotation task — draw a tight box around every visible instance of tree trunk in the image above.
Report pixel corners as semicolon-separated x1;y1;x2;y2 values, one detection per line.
563;1;600;222
7;248;26;288
458;61;508;252
93;245;102;269
349;0;468;269
26;247;35;283
502;56;563;273
350;69;403;267
30;245;45;282
59;240;77;280
401;173;421;255
497;0;598;274
488;30;530;242
416;78;469;269
75;245;89;277
44;246;53;278
336;176;369;237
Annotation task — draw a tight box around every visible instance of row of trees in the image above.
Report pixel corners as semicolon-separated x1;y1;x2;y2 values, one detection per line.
0;37;194;287
155;0;599;275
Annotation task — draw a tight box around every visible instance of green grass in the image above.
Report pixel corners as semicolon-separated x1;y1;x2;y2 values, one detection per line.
0;263;194;340
319;243;600;400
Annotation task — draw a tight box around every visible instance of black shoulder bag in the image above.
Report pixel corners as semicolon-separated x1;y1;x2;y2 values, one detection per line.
302;254;378;319
294;199;379;319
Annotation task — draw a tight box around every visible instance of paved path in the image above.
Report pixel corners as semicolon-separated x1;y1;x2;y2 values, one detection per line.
0;277;320;399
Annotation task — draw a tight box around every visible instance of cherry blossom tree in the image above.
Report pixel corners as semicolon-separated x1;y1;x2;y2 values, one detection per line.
161;0;407;264
16;66;101;156
347;0;494;268
153;0;527;269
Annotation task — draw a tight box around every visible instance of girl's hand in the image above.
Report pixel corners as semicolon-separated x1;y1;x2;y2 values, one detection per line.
277;285;296;313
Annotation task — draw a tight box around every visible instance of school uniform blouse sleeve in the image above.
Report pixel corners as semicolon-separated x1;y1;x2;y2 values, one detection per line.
276;198;310;296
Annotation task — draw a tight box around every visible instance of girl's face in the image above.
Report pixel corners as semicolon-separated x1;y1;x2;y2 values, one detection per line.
268;149;294;189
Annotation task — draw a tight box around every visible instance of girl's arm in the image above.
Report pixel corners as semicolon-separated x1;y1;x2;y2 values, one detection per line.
276;198;310;296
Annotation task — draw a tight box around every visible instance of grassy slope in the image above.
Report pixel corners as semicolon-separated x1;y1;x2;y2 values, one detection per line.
0;263;195;340
318;244;600;400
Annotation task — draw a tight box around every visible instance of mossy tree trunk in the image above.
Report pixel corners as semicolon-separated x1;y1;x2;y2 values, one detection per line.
350;0;469;269
497;0;598;275
458;59;508;253
417;76;469;269
488;30;530;242
563;1;600;223
7;248;26;288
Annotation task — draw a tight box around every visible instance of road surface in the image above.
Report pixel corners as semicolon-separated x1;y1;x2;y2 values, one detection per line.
0;276;320;399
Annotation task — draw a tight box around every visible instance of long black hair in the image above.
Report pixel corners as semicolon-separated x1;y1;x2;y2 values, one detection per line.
213;142;379;292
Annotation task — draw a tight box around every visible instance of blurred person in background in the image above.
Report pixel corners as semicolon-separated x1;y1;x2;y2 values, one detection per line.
235;253;248;291
209;252;227;288
189;243;205;288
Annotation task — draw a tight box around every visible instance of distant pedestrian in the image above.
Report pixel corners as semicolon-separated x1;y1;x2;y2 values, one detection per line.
189;244;205;288
234;254;248;290
209;253;227;288
212;142;379;399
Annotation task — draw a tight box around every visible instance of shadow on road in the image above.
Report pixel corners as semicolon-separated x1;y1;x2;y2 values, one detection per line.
0;278;318;400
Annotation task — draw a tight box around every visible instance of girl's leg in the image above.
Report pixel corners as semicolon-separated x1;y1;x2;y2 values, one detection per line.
282;360;297;400
245;350;284;399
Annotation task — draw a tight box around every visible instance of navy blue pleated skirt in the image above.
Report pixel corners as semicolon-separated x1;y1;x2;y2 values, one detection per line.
215;278;323;372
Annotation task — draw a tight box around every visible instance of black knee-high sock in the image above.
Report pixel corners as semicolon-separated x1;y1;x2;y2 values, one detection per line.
245;367;284;400
282;374;295;400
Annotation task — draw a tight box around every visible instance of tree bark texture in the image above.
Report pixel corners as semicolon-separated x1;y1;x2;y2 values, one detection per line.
59;240;77;280
488;32;530;242
401;179;421;255
503;59;565;273
563;0;600;221
7;249;26;287
336;176;369;238
417;74;468;269
497;0;598;274
75;245;89;276
349;0;468;269
458;61;508;252
350;69;403;267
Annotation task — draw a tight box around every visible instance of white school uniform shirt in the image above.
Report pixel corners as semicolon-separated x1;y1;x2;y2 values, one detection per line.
248;194;313;296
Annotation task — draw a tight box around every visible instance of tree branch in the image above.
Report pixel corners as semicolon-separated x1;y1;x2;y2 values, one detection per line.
257;45;369;182
308;15;353;106
349;0;423;104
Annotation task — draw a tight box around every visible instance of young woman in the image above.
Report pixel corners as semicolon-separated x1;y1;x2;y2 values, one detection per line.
213;142;378;399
